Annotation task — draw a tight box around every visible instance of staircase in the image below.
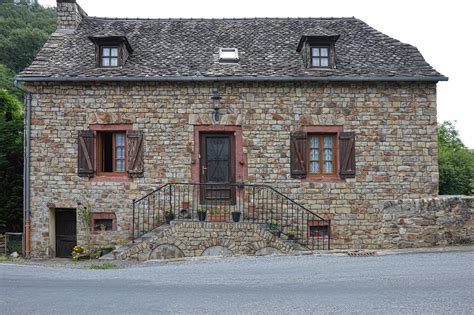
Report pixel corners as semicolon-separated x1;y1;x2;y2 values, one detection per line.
130;183;331;252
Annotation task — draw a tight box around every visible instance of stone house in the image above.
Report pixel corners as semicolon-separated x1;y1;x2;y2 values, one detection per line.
16;0;450;258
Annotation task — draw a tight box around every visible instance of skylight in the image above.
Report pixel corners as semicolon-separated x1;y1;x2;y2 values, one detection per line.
219;48;239;62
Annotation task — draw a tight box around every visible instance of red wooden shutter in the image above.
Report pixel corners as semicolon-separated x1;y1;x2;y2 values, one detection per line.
127;130;144;177
77;130;95;177
290;131;307;178
339;132;356;178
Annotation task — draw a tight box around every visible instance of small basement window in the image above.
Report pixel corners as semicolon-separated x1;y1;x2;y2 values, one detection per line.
92;212;117;231
219;48;239;62
308;221;329;238
101;46;119;67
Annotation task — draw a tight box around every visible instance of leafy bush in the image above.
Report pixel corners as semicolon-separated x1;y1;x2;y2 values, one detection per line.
438;121;474;195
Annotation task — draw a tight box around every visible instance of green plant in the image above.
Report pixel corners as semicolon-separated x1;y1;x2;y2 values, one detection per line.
210;208;229;215
75;197;94;246
266;219;277;226
72;245;90;261
90;250;101;259
86;263;119;270
285;228;296;237
197;208;207;213
102;244;116;250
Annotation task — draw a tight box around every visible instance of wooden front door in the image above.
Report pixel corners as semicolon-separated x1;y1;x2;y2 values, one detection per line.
55;209;77;258
200;133;236;204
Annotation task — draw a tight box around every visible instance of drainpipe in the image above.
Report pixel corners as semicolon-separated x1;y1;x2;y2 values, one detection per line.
15;80;31;258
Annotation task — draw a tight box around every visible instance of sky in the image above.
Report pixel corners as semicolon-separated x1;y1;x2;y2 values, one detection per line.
38;0;474;148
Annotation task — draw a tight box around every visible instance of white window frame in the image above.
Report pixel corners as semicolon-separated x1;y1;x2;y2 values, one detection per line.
219;48;239;62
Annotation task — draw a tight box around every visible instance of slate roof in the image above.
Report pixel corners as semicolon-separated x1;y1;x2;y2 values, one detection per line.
17;17;447;82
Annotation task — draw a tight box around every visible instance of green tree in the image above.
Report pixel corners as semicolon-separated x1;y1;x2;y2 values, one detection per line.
0;89;23;232
0;64;22;100
438;121;474;195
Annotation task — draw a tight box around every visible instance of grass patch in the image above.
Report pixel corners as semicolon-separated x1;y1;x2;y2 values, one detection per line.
85;262;119;270
0;255;21;263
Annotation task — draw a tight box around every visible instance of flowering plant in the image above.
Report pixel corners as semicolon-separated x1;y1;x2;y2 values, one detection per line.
72;245;90;261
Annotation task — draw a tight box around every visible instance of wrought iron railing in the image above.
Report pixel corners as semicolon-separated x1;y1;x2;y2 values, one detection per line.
132;183;330;250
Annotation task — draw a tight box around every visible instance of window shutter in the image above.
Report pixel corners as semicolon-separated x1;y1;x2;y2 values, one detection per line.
339;132;356;179
127;130;144;177
77;130;95;177
290;131;307;178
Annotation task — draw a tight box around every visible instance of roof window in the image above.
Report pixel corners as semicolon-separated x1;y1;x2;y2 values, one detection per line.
219;48;239;63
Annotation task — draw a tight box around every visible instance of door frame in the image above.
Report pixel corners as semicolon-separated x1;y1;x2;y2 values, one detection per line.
192;125;247;184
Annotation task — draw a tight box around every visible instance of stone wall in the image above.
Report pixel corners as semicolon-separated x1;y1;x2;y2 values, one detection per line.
24;80;438;257
56;0;86;30
381;196;474;248
118;222;293;261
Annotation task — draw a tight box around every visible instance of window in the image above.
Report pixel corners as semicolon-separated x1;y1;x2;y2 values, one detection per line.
219;48;239;62
308;221;329;239
78;127;144;179
101;46;119;67
307;134;337;175
98;132;126;175
311;46;329;67
290;129;355;180
92;212;117;231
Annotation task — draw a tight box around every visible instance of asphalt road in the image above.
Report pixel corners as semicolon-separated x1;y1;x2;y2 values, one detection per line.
1;251;473;314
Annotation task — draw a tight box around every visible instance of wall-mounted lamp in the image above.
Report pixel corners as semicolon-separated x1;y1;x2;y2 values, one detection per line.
211;89;222;123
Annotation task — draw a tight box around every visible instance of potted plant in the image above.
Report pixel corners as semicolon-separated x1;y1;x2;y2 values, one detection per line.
285;228;296;241
99;244;116;256
208;208;229;222
197;208;207;221
182;196;190;209
164;211;175;224
266;219;280;236
231;210;241;222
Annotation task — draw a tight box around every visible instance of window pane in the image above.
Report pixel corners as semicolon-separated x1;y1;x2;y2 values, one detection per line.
116;160;124;172
312;48;320;57
310;148;319;161
116;147;124;159
102;58;110;66
110;48;118;57
323;136;333;148
323;161;333;174
324;148;333;161
310;161;319;173
312;58;320;67
321;58;329;67
310;136;319;149
102;48;110;56
320;48;328;57
115;133;125;146
110;58;118;67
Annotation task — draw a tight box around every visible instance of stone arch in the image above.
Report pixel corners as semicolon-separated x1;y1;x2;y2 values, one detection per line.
255;247;283;256
201;245;234;257
149;244;185;260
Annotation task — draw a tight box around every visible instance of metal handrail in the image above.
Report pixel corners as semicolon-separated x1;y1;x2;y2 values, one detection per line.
132;182;331;250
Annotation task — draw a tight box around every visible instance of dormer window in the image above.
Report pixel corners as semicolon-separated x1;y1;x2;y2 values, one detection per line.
297;33;339;69
88;34;133;68
219;48;239;63
311;46;329;68
101;47;119;67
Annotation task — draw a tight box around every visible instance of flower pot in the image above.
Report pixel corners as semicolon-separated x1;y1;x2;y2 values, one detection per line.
182;201;190;209
197;212;207;221
100;247;114;256
287;235;295;241
208;214;227;222
165;214;174;224
231;212;241;222
152;223;159;230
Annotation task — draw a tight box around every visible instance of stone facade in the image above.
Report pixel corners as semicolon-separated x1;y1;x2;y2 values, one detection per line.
381;196;474;248
25;80;439;257
118;222;293;261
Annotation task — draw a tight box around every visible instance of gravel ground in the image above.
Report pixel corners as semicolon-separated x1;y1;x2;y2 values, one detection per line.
1;250;473;314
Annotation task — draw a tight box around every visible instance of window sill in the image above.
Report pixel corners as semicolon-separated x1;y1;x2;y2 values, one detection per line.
302;176;346;183
90;176;133;182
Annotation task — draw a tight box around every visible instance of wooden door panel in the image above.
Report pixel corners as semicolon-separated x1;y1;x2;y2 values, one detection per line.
200;133;236;205
55;210;77;258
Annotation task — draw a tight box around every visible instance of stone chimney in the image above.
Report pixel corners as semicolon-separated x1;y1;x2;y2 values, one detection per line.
56;0;87;30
